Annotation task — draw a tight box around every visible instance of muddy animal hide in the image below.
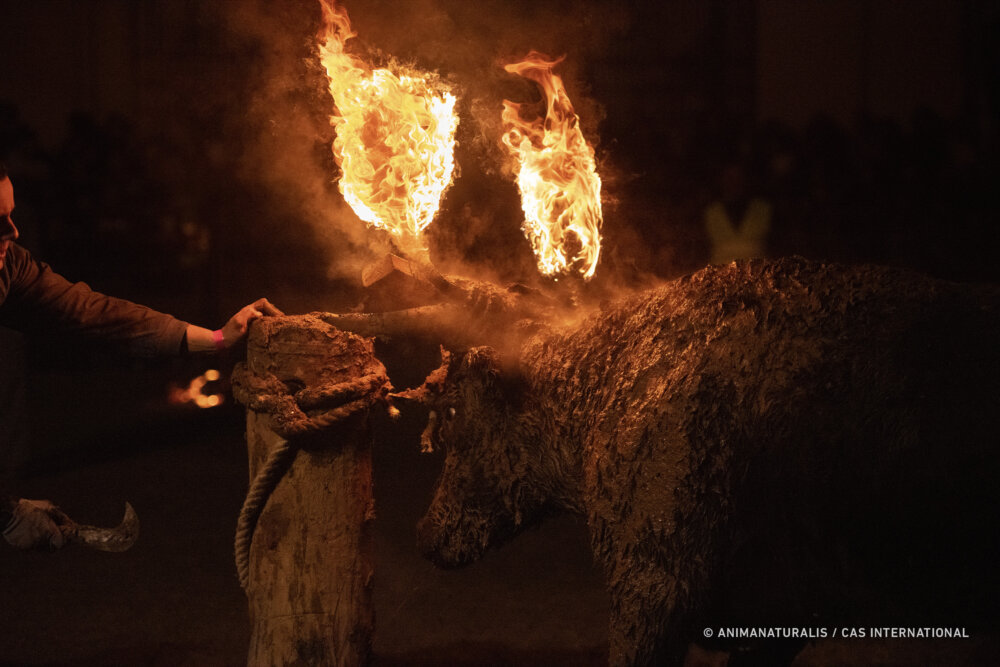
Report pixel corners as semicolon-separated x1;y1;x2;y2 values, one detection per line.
414;257;1000;667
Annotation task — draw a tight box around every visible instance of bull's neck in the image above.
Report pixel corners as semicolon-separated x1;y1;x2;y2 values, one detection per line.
515;328;592;515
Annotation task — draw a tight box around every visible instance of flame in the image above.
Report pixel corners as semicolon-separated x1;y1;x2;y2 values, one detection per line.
318;0;459;257
501;53;603;280
168;369;225;409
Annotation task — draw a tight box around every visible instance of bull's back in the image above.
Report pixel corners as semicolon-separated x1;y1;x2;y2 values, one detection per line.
593;256;999;441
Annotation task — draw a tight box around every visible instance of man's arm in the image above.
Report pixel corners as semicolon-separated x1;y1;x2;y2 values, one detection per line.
184;298;283;352
2;244;188;356
2;244;283;355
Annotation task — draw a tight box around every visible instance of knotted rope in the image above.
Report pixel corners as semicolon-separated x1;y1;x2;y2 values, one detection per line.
230;364;390;591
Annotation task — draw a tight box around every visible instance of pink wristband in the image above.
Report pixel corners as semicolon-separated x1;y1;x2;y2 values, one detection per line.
212;329;226;351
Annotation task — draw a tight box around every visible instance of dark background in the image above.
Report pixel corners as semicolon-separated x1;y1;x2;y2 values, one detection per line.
1;0;998;664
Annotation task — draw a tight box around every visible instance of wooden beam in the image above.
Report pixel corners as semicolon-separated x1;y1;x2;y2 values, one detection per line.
240;315;383;666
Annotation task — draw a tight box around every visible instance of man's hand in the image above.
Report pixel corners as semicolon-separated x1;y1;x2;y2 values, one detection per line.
3;499;72;550
220;298;284;347
185;298;284;353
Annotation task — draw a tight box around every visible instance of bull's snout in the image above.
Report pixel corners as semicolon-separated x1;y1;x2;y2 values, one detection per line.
416;515;475;569
416;499;507;570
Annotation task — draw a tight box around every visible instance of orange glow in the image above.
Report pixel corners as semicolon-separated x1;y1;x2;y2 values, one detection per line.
318;0;458;258
168;369;225;409
501;52;603;280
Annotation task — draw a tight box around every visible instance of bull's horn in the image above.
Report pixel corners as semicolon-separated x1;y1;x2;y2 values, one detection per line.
319;279;550;348
321;305;526;350
319;305;462;342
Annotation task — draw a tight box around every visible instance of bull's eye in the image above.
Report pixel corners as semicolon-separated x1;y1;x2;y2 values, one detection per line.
447;407;456;419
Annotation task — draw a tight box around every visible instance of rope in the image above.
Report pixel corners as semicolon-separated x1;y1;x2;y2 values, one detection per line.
233;439;296;591
230;364;390;591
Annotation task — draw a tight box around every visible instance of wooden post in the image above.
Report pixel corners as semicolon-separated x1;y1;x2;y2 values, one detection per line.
240;315;384;666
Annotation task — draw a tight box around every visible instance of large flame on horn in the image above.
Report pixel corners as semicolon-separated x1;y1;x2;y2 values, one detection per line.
318;0;458;257
501;53;603;280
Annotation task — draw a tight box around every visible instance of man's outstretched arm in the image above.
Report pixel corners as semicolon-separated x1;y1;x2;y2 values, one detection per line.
184;297;284;353
2;244;283;355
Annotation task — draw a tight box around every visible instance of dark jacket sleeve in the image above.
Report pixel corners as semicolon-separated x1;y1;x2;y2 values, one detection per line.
0;244;189;357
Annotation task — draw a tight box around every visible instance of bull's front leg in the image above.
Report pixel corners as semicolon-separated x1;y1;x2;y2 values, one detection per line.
592;489;720;665
604;551;692;666
587;418;725;665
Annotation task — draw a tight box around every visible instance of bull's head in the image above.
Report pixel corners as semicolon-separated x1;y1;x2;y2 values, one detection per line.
320;287;561;567
399;346;547;568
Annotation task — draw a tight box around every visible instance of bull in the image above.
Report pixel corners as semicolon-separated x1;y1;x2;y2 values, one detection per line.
332;257;1000;666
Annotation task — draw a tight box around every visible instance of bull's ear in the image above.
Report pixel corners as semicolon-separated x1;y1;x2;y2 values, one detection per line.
425;346;452;393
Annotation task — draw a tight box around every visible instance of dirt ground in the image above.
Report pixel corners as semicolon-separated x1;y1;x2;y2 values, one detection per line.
0;363;996;666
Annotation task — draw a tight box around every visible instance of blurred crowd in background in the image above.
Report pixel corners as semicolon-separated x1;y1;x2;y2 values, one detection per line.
619;107;999;285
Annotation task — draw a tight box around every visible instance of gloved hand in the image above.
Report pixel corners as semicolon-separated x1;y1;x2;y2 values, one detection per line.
3;498;72;550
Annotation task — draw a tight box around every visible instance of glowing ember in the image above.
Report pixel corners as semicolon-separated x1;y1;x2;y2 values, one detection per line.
501;52;603;280
168;369;225;409
317;0;459;258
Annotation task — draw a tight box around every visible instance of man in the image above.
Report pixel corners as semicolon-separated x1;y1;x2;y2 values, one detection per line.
0;161;284;549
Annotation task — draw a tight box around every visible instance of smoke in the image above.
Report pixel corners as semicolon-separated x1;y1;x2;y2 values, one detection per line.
346;0;627;139
219;0;631;287
219;0;390;283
